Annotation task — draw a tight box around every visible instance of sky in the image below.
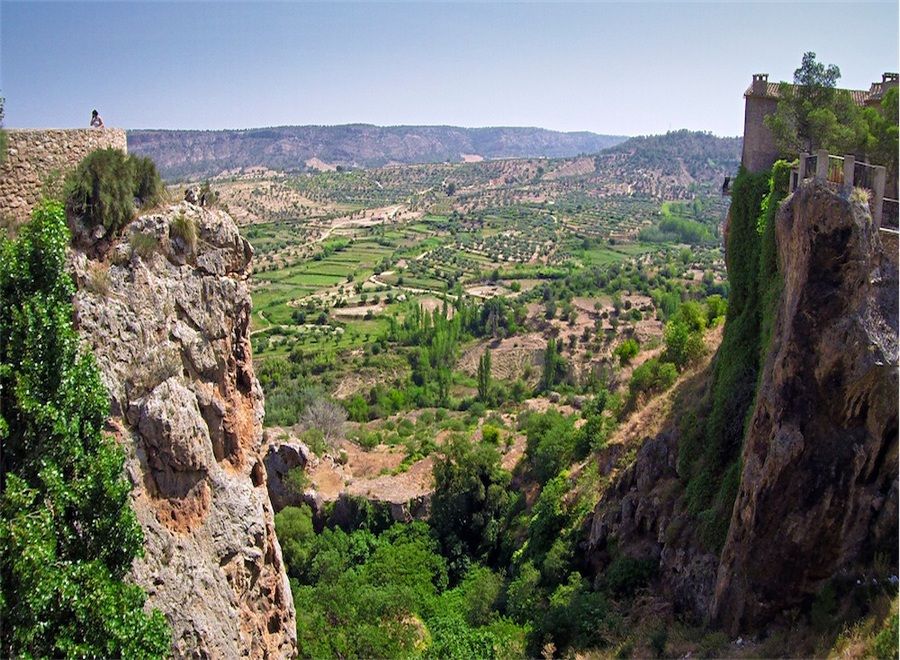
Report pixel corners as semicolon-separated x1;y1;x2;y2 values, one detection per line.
1;1;897;137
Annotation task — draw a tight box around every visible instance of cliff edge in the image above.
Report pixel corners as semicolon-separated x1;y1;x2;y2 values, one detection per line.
70;198;297;657
712;180;898;631
587;178;898;635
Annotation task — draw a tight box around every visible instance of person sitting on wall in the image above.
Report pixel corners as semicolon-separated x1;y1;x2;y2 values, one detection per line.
90;109;104;128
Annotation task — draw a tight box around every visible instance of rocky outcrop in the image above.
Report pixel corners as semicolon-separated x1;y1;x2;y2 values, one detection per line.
586;432;719;620
712;180;898;632
71;200;296;657
263;437;321;513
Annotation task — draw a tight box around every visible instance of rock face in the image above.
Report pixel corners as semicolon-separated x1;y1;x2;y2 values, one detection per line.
586;180;898;632
71;201;297;657
712;181;898;632
586;432;719;620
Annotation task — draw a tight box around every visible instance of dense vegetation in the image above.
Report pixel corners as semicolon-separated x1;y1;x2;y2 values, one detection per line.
0;201;170;657
677;161;788;550
276;390;638;658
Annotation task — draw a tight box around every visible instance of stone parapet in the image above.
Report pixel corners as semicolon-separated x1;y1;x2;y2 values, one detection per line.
0;128;127;224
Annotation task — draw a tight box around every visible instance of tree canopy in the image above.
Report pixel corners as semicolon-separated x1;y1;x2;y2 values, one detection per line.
766;52;899;180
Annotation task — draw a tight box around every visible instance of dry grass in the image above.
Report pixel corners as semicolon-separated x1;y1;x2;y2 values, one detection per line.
84;261;111;296
129;231;159;260
170;212;198;253
850;186;872;205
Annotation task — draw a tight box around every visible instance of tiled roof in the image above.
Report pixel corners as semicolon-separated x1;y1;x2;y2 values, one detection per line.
745;82;869;106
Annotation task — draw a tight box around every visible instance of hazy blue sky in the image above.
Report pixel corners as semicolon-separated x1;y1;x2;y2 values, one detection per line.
2;1;897;136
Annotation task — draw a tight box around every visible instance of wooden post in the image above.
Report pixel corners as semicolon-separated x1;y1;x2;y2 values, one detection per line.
816;149;829;181
873;166;886;228
843;155;856;190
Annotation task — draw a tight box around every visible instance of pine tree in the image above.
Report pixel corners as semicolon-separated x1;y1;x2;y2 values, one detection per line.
0;201;170;657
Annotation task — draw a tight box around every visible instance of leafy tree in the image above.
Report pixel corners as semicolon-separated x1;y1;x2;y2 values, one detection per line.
275;505;315;580
765;51;897;166
541;338;566;392
524;409;581;485
629;358;678;400
430;437;513;578
0;201;170;657
613;337;639;365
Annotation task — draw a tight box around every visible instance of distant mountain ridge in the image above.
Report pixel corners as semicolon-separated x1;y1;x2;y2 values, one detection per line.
127;124;628;180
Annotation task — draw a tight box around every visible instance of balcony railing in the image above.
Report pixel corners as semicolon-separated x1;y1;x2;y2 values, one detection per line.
790;149;893;229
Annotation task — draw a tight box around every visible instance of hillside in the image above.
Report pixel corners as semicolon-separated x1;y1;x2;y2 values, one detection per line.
127;124;628;180
589;130;742;197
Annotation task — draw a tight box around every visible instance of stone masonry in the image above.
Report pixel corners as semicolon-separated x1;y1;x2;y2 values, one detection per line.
0;128;127;224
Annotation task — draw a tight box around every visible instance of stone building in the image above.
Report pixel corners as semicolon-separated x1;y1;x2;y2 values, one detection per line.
740;72;898;172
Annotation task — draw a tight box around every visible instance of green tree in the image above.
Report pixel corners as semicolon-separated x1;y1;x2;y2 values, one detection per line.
0;201;170;657
477;348;492;403
764;51;893;162
541;338;566;392
613;337;639;365
430;436;513;578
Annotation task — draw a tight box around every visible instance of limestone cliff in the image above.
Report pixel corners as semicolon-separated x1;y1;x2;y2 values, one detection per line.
586;179;898;632
70;199;297;657
712;180;898;632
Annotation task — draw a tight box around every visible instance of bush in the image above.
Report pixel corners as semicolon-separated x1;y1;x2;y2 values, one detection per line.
65;149;165;234
129;232;159;259
602;554;656;597
629;358;678;400
481;424;500;445
130;156;164;208
65;148;134;232
524;410;577;485
613;338;639;365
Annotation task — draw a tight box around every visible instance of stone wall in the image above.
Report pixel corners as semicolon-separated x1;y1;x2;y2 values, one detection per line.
740;96;780;173
0;128;127;224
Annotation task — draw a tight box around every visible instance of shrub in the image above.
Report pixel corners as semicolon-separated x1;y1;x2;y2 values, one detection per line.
65;149;165;234
84;260;111;296
602;554;656;597
129;232;159;259
613;338;639;365
130;156;164;208
284;466;310;495
65;148;135;232
481;424;500;445
629;358;677;399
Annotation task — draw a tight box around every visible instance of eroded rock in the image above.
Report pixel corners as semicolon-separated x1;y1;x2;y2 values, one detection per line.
712;180;899;633
72;201;296;658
